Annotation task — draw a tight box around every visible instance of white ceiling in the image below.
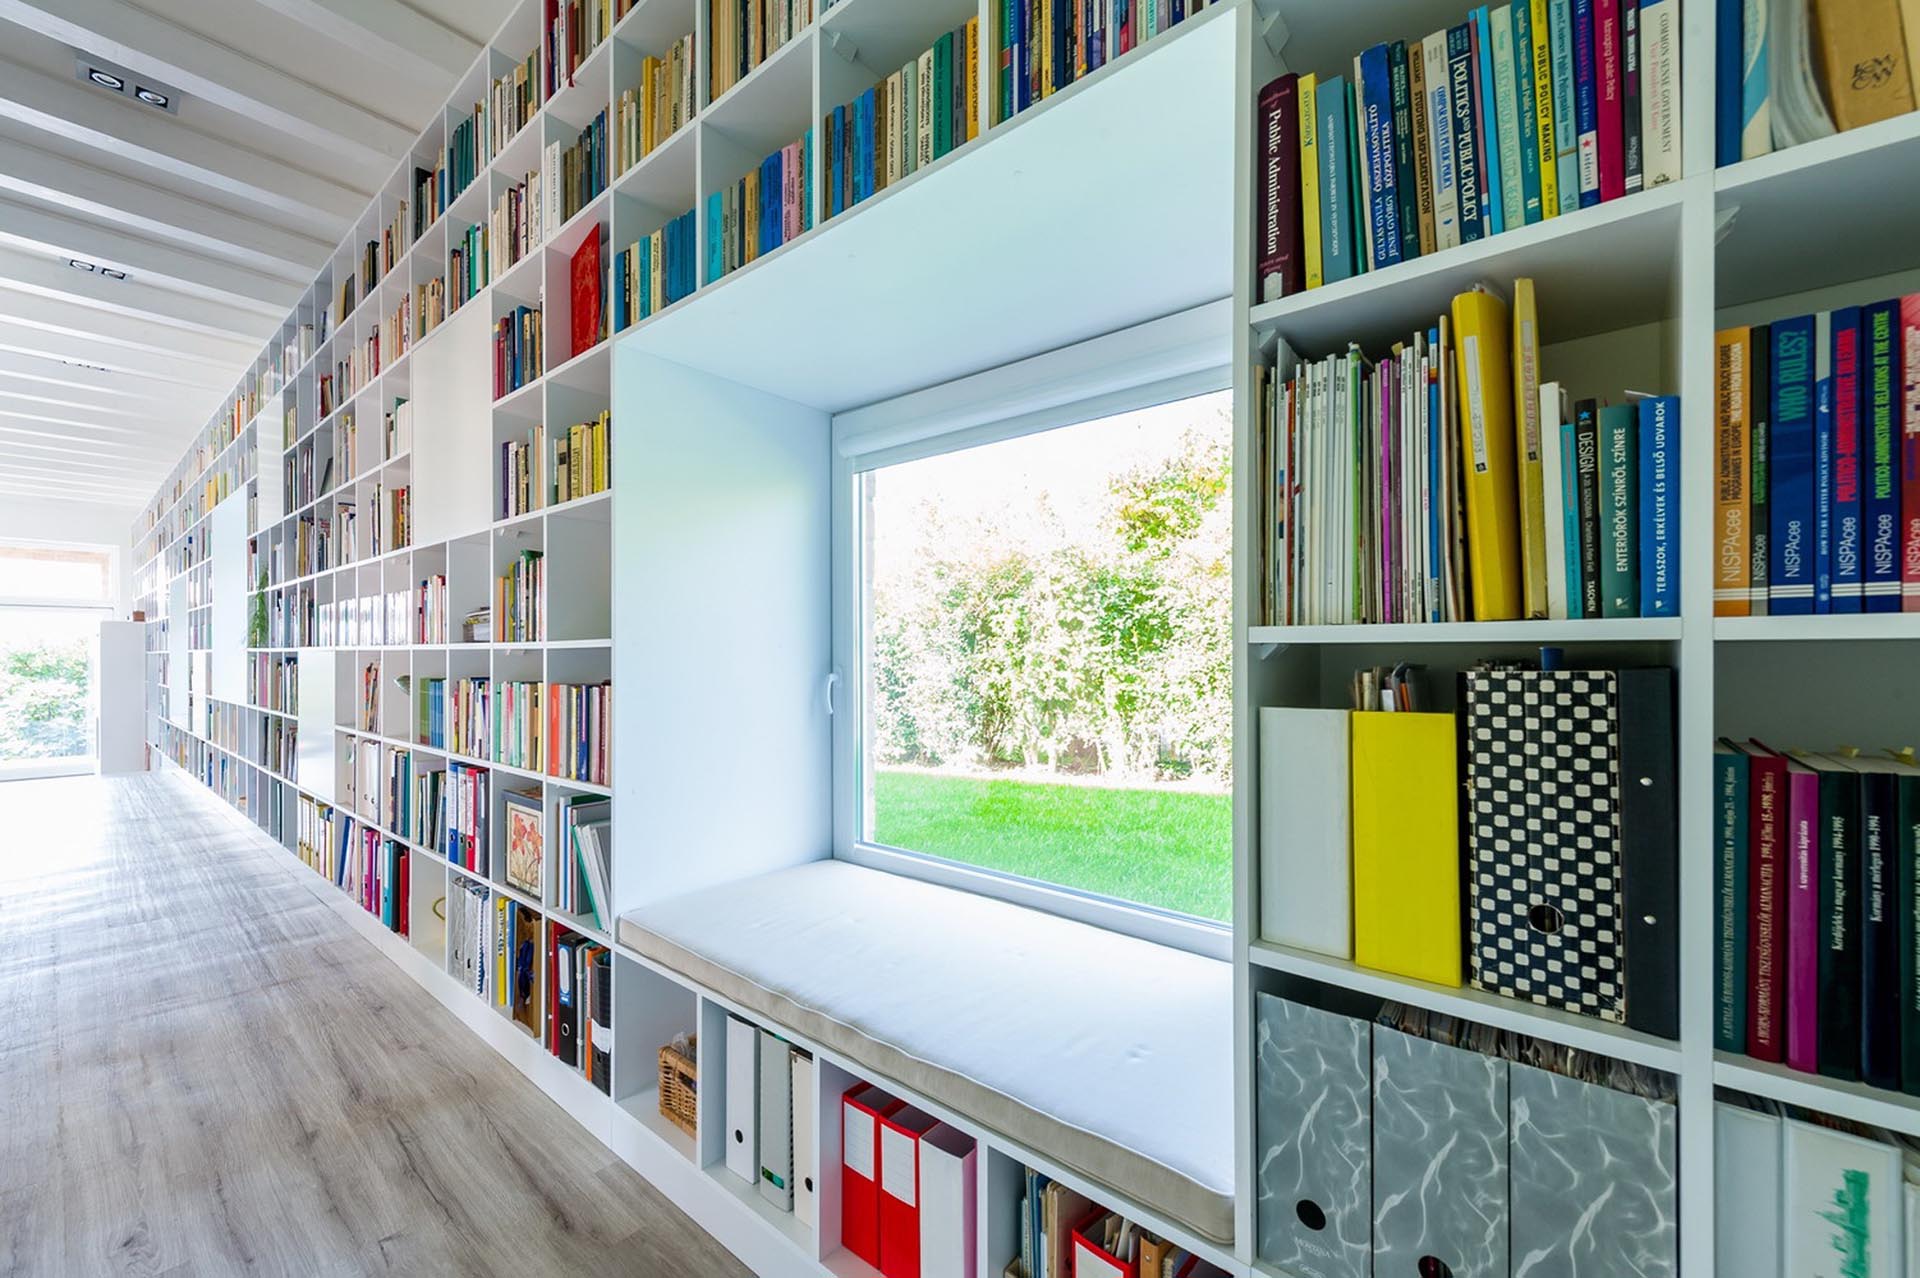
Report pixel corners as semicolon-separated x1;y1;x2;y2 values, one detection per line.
0;0;517;515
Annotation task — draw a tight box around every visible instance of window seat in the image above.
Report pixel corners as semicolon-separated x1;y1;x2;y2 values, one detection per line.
616;859;1236;1246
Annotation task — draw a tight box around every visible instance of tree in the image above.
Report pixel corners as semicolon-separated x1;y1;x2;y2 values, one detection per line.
0;639;92;760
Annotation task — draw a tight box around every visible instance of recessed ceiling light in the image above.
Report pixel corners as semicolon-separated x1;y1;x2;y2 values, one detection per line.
100;268;127;280
134;87;168;109
87;68;124;91
58;359;110;373
75;54;179;113
68;259;97;272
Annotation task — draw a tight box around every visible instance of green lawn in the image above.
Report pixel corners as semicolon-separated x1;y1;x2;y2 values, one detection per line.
871;769;1232;921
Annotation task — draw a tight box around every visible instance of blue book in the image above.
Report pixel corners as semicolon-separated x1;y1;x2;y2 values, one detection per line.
1832;306;1865;613
831;105;848;216
1561;419;1584;609
862;88;879;202
1638;395;1678;616
1572;0;1600;205
1512;1;1544;223
1769;316;1818;614
1715;745;1750;1053
704;193;722;283
1358;43;1401;268
1446;25;1486;242
1814;375;1834;612
1318;75;1360;282
1716;0;1742;165
1740;0;1770;160
1474;8;1506;233
1865;299;1904;611
1547;0;1580;212
638;237;651;318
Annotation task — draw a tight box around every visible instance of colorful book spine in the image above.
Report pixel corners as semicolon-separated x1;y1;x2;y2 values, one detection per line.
1473;7;1506;233
1639;395;1677;616
1359;43;1402;269
1561;418;1585;608
1425;35;1461;249
1770;317;1817;614
1814;369;1834;612
1594;0;1625;201
1716;745;1751;1053
1748;746;1786;1062
1258;74;1305;301
1574;398;1602;617
1832;306;1865;613
1600;403;1639;616
1490;6;1527;227
1300;74;1324;289
1865;299;1904;612
1512;1;1544;223
1621;0;1643;193
1572;0;1601;206
1447;26;1486;243
1904;296;1920;611
1548;0;1580;211
1813;757;1862;1081
1861;766;1901;1090
1751;322;1773;614
1715;328;1752;616
1786;760;1819;1074
1716;0;1743;164
1639;0;1681;184
1529;0;1559;215
1740;0;1771;160
1388;41;1422;259
1319;75;1358;282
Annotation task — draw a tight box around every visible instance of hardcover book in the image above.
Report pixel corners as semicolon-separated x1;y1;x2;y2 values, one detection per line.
504;788;544;896
1769;316;1817;613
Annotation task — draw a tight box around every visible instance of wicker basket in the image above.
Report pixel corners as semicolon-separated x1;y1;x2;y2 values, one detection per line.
658;1037;698;1138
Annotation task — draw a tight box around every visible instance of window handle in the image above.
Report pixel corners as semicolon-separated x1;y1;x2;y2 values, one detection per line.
822;671;838;717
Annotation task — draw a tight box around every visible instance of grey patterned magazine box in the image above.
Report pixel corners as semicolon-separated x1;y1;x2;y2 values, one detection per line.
1255;993;1370;1278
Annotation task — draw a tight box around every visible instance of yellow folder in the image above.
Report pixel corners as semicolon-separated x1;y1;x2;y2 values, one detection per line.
1451;288;1523;621
1511;278;1549;618
1300;74;1323;290
1352;710;1462;987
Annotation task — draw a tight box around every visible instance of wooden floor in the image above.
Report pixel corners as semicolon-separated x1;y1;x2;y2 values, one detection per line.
0;769;754;1278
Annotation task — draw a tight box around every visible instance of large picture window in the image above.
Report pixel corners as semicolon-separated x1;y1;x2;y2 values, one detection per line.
0;542;115;772
856;388;1233;922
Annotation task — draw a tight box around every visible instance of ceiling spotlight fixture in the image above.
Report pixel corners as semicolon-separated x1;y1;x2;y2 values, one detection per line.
68;259;97;272
100;268;127;280
75;54;180;113
86;68;124;91
134;87;168;109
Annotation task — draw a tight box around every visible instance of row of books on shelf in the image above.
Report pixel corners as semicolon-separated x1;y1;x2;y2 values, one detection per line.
496;305;544;398
1716;1095;1920;1278
554;795;612;927
707;132;810;281
1713;299;1920;617
498;548;546;643
499;413;613;518
492;167;545;279
1014;1165;1224;1278
454;222;490;305
824;19;978;223
254;716;296;778
306;589;422;648
611;211;698;327
1715;0;1920;166
1255;280;1677;626
487;51;544;162
1256;995;1674;1278
615;34;695;171
337;816;410;935
445;761;490;872
998;0;1221;124
417;278;447;339
1715;742;1920;1096
250;654;297;714
1258;661;1677;1037
415;672;611;787
542;110;609;235
709;0;810;99
550;927;612;1088
1255;0;1680;301
544;0;639;99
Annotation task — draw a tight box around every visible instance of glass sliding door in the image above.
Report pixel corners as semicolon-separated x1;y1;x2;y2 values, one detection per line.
0;544;117;779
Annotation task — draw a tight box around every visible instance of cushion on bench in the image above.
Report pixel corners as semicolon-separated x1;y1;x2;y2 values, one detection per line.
617;859;1235;1245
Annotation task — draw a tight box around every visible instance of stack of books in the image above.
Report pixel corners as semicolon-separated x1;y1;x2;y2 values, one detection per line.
1715;0;1919;165
615;33;695;171
825;20;977;221
453;223;489;305
1716;744;1920;1090
708;131;811;282
1254;0;1681;301
449;676;490;759
1254;279;1678;626
997;0;1221;123
494;682;543;771
611;208;698;327
494;305;543;399
546;680;611;786
1713;300;1920;617
556;795;612;925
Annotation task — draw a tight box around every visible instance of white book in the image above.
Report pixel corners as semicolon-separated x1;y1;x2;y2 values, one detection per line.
756;1029;794;1211
1258;708;1352;957
1540;382;1571;619
1715;1104;1783;1278
1784;1116;1902;1277
723;1016;760;1186
917;1124;977;1278
1639;0;1682;186
1423;32;1460;250
791;1052;817;1228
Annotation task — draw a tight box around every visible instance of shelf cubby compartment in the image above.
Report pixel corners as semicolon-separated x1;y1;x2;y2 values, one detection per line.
696;996;820;1257
612;952;700;1161
1713;636;1920;749
445;532;495;646
408;855;448;967
543;503;612;644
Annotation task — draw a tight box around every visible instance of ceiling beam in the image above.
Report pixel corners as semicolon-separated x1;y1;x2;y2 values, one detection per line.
0;246;274;343
0;197;300;312
0;55;364;235
0;323;236;389
0;349;223;407
0;429;178;466
0;0;414;175
245;0;482;80
0;137;329;279
0;287;262;368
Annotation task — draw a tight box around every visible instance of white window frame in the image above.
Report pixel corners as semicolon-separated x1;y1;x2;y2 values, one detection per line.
0;539;118;778
830;301;1234;959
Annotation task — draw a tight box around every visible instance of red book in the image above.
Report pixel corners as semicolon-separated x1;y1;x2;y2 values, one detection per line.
1744;741;1788;1062
570;230;602;359
1901;294;1920;610
877;1105;938;1278
1256;73;1304;304
1595;0;1625;201
842;1085;904;1268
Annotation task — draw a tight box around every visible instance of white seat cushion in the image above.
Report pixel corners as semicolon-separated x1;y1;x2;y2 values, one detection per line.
618;859;1235;1245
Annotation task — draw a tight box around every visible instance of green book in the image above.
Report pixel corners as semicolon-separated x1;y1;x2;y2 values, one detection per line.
1599;402;1639;617
1715;744;1750;1054
904;58;919;176
933;32;954;159
1489;5;1527;230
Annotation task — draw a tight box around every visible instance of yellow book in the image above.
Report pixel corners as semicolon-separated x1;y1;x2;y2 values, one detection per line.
1299;74;1323;289
495;896;509;1007
1352;711;1462;987
1529;0;1558;217
1450;287;1523;621
966;18;981;141
1040;0;1053;98
1714;327;1753;617
1510;278;1549;618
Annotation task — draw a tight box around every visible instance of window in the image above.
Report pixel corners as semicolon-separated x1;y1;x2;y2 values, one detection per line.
0;543;115;771
855;389;1233;923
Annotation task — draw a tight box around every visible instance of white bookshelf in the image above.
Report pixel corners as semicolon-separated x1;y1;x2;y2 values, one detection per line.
125;0;1920;1272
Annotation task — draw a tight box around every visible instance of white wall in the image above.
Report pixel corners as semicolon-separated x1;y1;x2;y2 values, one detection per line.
0;495;137;615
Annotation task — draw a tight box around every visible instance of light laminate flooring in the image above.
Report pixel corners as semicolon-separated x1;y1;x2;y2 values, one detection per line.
0;769;754;1278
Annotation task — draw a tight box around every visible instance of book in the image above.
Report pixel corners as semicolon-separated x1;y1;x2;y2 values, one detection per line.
1474;6;1505;233
1448;25;1486;243
1547;0;1581;211
1741;0;1770;159
1599;403;1639;616
1717;0;1744;164
569;228;603;358
1511;1;1544;223
1832;306;1865;612
1358;43;1402;269
1257;74;1304;301
1905;296;1920;612
1453;287;1523;620
1541;382;1575;617
1511;278;1549;617
1744;741;1788;1061
1638;395;1677;616
1716;743;1752;1053
1809;0;1915;130
1573;397;1603;617
1572;0;1601;205
1594;0;1625;201
1424;34;1461;249
1319;74;1359;282
1300;74;1325;288
1528;0;1559;216
1865;299;1904;612
1389;40;1422;259
1770;316;1817;613
1620;0;1643;193
1490;7;1527;227
504;788;543;896
1407;43;1438;254
1751;322;1773;614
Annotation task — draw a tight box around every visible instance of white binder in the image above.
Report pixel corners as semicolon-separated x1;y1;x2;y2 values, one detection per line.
757;1029;794;1211
1257;708;1353;957
724;1015;759;1186
1784;1116;1903;1278
792;1051;818;1228
917;1123;977;1278
1714;1103;1782;1278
